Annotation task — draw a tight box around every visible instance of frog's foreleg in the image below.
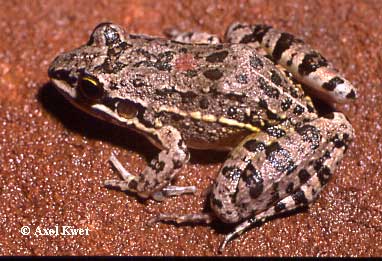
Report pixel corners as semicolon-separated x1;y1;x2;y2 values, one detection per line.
105;126;195;201
225;22;357;103
164;28;221;44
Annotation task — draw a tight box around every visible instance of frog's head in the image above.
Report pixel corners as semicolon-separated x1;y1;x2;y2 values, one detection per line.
48;23;147;127
48;22;127;100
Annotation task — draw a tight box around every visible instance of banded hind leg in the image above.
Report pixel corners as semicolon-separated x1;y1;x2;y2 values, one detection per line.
225;22;357;103
164;28;221;44
151;112;354;252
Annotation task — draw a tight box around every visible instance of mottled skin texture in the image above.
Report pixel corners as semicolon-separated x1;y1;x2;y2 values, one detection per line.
48;22;356;252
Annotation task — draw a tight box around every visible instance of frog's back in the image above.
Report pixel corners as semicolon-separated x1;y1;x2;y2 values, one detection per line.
98;37;316;149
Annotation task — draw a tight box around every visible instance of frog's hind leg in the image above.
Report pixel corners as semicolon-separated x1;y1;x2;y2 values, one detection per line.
225;22;357;103
216;112;354;252
152;112;354;252
164;28;221;44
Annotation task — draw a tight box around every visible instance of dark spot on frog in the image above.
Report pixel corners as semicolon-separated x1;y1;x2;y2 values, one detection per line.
249;184;264;199
313;150;331;172
317;165;332;185
258;77;280;99
155;51;175;71
107;41;129;57
244;111;263;128
322;76;344;91
249;55;264;69
307;104;315;113
211;195;223;209
243;140;265;152
230;23;247;32
289;86;300;98
206;51;229;63
171;113;184;122
132;78;146;87
185;70;198;77
332;134;347;148
244;24;272;43
236;74;248;84
266;109;283;121
128;179;138;190
258;99;268;110
286;165;297;175
241;163;263;199
296;124;321;150
267;191;280;207
203;69;223;81
173;159;183;169
270;70;282;86
293;105;305;115
199;97;209;109
272;32;303;61
214;44;224;50
149;160;165;174
180;91;198;104
286;182;294;194
274;202;286;212
292;189;308;205
298;169;311;184
298;51;328;76
96;58;127;73
265;126;286;138
287;52;297;66
179;47;188;53
227;106;237;117
221;166;242;180
281;98;292;111
265;142;295;173
346;89;356;99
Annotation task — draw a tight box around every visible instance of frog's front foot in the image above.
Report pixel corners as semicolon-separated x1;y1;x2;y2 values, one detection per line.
105;153;196;201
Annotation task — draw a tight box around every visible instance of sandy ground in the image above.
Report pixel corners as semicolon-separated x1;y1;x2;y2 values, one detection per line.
0;0;381;256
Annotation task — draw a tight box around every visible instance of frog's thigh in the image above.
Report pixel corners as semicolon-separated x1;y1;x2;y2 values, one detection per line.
165;28;220;44
105;126;191;200
225;22;357;103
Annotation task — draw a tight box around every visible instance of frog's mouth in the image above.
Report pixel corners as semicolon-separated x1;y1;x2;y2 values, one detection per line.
51;78;77;100
50;78;158;139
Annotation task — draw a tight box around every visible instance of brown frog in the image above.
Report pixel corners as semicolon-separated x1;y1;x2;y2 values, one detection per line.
48;22;356;252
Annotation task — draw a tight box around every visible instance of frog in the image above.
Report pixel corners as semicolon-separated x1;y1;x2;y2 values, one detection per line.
48;22;356;252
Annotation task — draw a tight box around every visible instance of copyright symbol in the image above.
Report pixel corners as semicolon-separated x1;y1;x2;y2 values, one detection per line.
20;226;30;235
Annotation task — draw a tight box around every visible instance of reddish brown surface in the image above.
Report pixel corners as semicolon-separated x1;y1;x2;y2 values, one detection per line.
0;0;381;256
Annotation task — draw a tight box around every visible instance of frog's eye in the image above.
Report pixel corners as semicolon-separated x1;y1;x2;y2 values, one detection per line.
88;22;124;47
116;101;138;119
78;75;103;100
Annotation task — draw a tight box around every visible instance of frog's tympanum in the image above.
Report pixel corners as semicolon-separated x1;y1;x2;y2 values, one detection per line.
49;22;356;252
